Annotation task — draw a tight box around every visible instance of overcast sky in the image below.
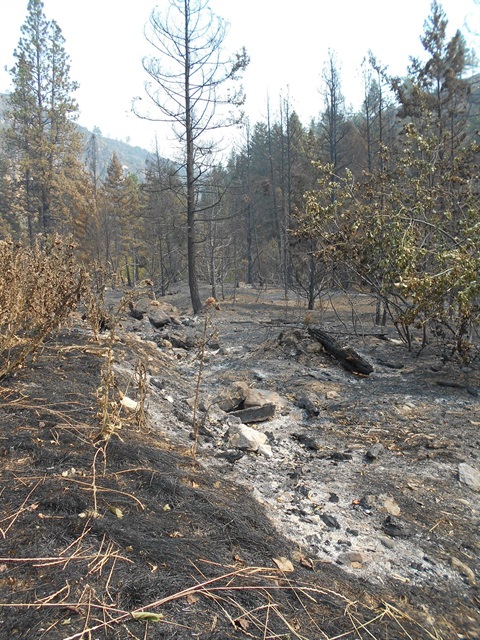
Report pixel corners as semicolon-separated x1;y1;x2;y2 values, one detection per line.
0;0;478;154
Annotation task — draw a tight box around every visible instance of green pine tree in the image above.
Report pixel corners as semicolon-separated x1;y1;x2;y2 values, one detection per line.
5;0;81;239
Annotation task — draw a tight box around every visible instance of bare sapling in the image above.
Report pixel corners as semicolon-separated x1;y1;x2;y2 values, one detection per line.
191;297;219;457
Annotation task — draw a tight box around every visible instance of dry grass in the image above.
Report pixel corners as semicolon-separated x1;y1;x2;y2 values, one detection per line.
0;558;444;639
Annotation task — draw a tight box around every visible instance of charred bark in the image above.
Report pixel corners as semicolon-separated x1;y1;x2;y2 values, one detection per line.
308;326;374;375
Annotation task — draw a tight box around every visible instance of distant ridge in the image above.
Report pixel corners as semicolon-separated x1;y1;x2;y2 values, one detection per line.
0;93;153;179
78;124;151;178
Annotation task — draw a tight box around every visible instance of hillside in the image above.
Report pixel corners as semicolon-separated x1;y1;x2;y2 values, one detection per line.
0;93;151;178
78;124;151;178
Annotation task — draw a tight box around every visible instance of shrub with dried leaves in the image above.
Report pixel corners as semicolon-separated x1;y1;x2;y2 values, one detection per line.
0;235;88;380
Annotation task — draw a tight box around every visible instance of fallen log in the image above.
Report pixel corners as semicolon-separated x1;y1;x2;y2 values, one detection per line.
308;326;374;376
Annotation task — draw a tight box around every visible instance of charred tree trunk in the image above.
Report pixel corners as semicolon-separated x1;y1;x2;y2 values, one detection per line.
308;326;374;375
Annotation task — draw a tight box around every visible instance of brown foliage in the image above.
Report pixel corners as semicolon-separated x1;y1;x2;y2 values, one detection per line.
0;235;87;380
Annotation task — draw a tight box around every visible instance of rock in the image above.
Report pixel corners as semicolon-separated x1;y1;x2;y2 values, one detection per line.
320;513;340;529
295;394;320;417
382;515;413;538
380;536;395;550
214;381;249;412
257;443;273;458
228;423;268;451
338;551;364;568
383;497;401;516
148;309;173;328
450;556;476;584
129;308;145;320
164;330;197;349
361;494;401;516
229;403;276;423
366;443;384;460
458;463;480;492
120;396;138;412
292;433;323;451
244;388;285;410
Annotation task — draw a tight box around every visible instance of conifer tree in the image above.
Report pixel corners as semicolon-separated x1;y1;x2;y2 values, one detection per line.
5;0;81;238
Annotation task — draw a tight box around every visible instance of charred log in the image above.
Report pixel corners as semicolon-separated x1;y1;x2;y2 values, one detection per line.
308;326;374;376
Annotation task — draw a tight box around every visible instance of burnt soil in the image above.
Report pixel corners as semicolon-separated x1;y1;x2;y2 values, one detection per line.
0;284;479;639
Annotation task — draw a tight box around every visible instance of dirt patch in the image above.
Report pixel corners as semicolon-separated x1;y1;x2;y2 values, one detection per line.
0;285;479;639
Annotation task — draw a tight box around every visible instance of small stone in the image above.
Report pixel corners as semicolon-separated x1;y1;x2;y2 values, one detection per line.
337;551;364;567
292;433;323;450
230;403;276;423
228;423;268;451
382;515;413;538
244;388;285;410
380;536;395;550
257;443;273;458
360;494;400;516
458;463;480;492
450;557;476;584
366;443;384;460
383;497;401;516
121;396;138;412
320;513;340;529
328;492;339;503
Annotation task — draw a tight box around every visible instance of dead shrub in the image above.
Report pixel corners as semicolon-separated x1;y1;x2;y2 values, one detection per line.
0;235;88;380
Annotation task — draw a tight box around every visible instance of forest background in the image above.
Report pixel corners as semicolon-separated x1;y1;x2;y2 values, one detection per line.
0;0;479;359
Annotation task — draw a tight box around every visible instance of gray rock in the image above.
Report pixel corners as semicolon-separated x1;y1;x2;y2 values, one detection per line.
148;309;172;328
214;381;249;412
160;329;197;350
295;394;320;417
458;463;480;492
228;423;268;451
320;513;340;529
382;515;413;538
380;536;395;550
229;403;276;423
366;443;384;460
244;388;285;410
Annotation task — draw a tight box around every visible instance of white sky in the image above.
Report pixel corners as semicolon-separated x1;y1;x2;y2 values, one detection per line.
0;0;478;155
